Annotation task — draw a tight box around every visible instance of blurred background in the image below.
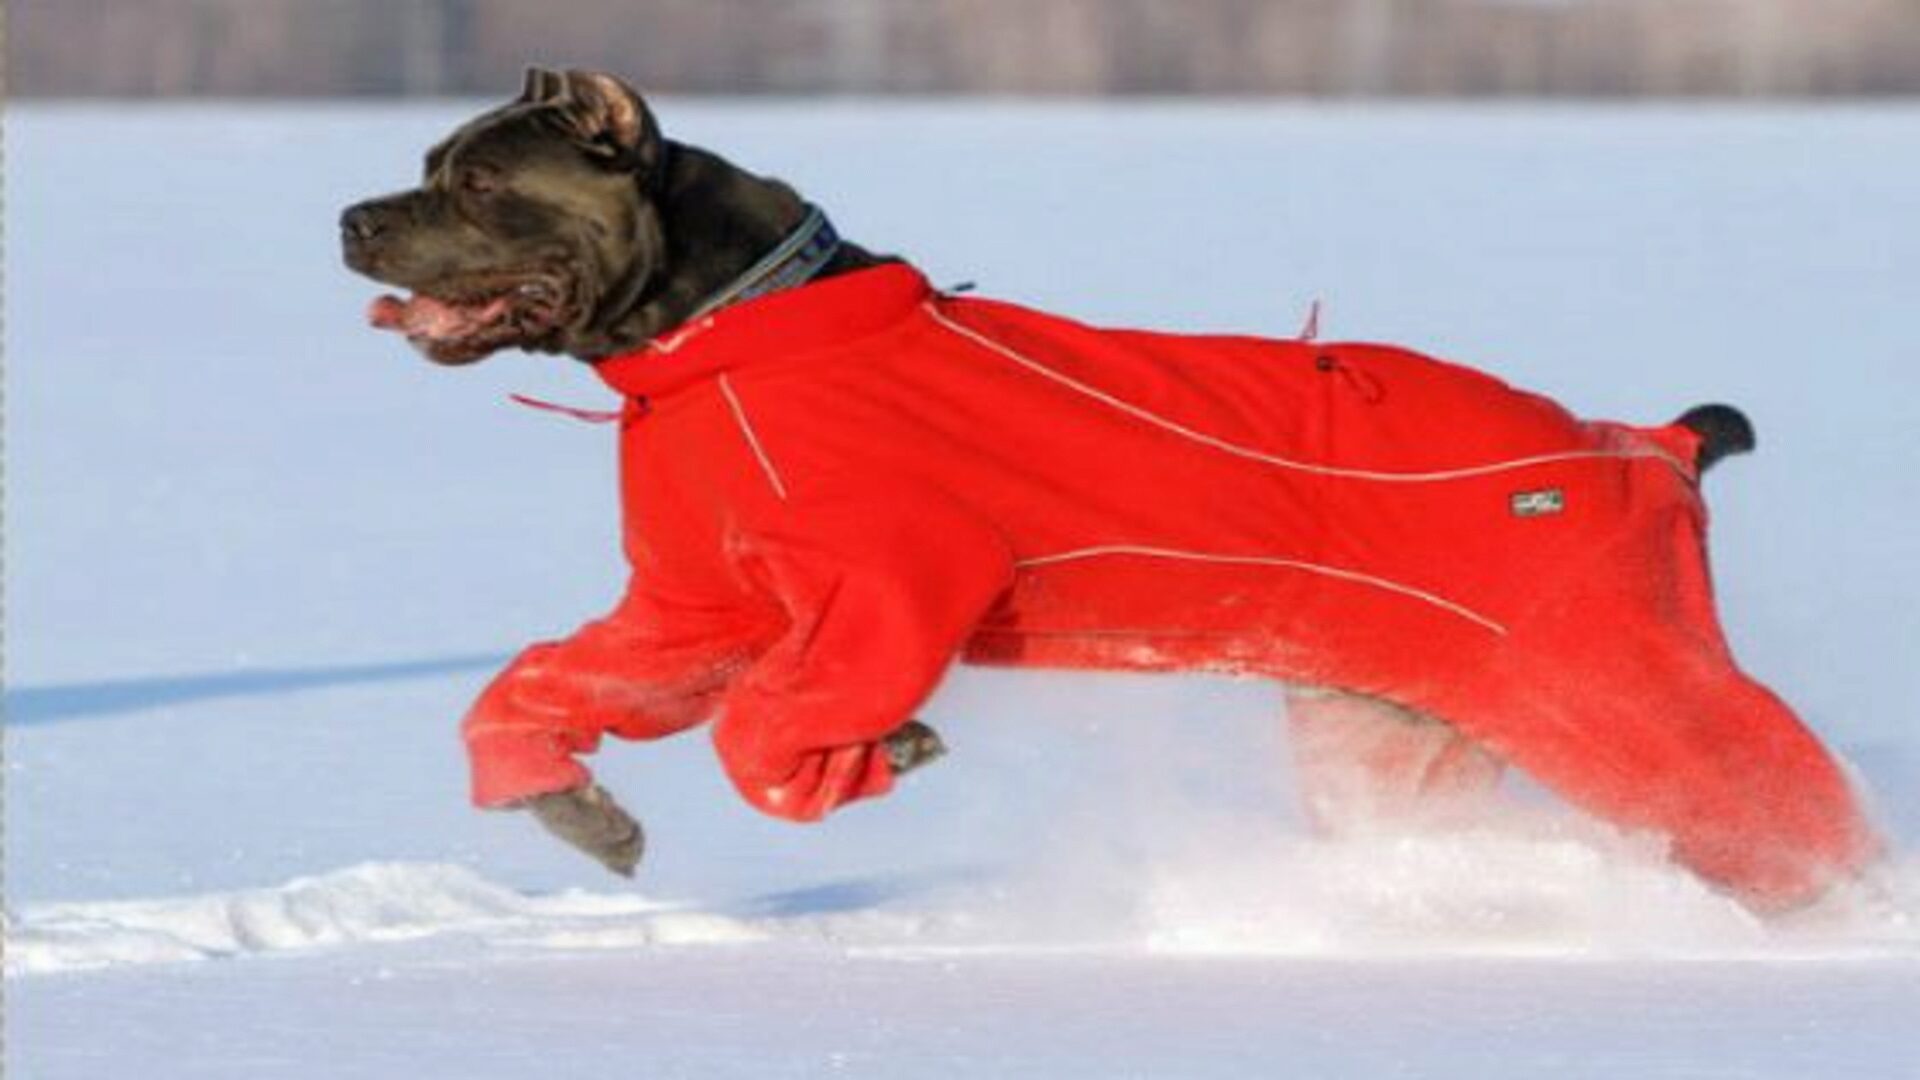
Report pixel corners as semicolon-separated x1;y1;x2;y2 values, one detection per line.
13;0;1920;100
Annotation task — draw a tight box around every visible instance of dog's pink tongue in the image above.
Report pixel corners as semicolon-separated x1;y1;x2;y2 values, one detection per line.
367;293;508;340
368;294;412;331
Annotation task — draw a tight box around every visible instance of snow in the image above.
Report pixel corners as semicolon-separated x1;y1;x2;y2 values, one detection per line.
7;101;1919;1077
4;861;837;975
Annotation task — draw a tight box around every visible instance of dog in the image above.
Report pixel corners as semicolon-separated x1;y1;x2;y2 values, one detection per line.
342;68;1877;910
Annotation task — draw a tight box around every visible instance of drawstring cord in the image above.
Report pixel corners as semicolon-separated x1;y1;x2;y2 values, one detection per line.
508;393;633;424
1296;298;1322;342
1296;299;1384;404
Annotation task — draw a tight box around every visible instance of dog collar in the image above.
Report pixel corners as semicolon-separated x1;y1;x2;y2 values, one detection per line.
686;204;841;323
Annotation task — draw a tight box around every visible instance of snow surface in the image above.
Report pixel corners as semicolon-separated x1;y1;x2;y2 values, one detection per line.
7;101;1919;1077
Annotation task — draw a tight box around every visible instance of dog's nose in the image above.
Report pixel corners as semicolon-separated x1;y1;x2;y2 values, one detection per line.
340;205;386;245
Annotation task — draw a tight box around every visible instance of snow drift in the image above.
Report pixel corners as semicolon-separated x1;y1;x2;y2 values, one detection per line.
12;821;1914;978
5;861;929;976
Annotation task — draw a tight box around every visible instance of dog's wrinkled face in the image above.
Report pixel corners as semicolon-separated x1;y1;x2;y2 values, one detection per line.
340;68;664;364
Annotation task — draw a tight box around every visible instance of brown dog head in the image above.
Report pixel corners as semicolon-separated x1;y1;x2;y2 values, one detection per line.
340;68;667;365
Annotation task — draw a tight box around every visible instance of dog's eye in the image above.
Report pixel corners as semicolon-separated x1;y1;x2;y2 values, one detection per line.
459;168;500;196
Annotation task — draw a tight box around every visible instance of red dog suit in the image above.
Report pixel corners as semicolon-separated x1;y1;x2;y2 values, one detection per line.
462;264;1876;907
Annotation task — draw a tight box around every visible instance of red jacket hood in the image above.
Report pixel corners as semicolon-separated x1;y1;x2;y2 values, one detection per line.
594;264;935;399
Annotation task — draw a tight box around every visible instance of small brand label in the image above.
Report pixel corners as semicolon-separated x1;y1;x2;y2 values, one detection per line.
1510;489;1566;517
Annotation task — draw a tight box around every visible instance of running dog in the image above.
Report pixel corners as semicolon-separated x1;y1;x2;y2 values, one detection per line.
341;69;1878;910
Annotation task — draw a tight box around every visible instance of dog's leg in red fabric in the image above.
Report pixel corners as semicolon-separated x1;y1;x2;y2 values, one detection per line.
1438;498;1879;910
708;488;1014;823
1445;634;1881;912
462;611;751;810
1285;689;1504;836
1387;459;1883;911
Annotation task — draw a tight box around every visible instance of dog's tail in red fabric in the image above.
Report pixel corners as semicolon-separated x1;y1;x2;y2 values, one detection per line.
1678;403;1757;474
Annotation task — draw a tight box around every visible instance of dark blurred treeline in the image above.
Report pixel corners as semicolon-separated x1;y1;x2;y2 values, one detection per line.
13;0;1920;98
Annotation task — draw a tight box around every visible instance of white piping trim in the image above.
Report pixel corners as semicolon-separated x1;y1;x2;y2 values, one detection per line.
924;302;1688;484
718;374;790;502
650;315;717;355
1015;545;1509;636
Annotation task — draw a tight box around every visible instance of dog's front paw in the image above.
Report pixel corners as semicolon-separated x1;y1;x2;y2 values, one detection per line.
523;783;645;878
884;720;947;777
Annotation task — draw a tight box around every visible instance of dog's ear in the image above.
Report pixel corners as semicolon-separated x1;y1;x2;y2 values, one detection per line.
519;65;566;104
555;69;662;174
